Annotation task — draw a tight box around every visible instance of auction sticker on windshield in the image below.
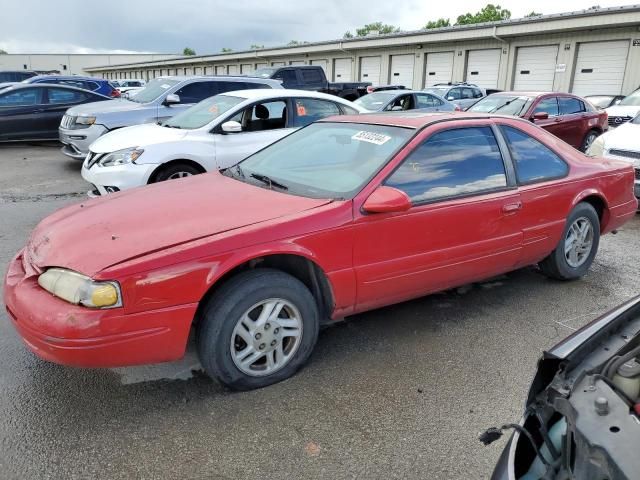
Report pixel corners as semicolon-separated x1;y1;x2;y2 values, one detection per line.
352;131;391;145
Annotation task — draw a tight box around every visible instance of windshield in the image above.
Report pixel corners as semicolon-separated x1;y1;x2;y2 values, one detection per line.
354;92;396;111
229;122;413;199
467;95;532;116
585;96;612;108
252;67;278;79
129;78;181;103
619;90;640;107
163;94;245;129
423;87;449;96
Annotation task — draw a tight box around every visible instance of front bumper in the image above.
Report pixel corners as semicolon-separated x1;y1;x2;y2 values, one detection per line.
59;124;108;160
3;250;196;368
81;160;158;196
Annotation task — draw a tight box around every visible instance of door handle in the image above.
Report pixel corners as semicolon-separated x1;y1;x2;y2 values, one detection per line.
502;202;522;214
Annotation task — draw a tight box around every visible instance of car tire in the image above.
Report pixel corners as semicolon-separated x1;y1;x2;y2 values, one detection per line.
580;130;600;153
153;162;202;183
539;202;600;280
197;269;320;390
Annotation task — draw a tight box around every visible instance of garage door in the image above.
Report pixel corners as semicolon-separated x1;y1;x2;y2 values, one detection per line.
424;51;454;87
360;56;381;86
290;60;306;65
215;65;226;75
311;59;328;74
271;61;286;66
194;66;203;75
513;45;558;91
240;64;252;74
466;49;501;89
255;62;268;69
227;65;238;75
390;54;415;88
572;41;629;96
334;58;352;82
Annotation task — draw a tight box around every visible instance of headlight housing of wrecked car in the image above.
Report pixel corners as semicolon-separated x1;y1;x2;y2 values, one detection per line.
38;268;122;308
97;147;144;167
586;135;605;157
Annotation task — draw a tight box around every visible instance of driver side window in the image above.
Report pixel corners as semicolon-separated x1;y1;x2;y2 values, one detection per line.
229;100;288;132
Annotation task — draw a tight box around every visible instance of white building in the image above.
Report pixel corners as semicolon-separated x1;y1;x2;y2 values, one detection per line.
0;53;178;76
85;5;640;96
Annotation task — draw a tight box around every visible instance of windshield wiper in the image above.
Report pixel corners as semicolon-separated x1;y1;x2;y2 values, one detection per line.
250;173;288;190
163;124;181;129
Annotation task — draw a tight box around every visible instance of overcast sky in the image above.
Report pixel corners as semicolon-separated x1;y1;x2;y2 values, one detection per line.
0;0;635;54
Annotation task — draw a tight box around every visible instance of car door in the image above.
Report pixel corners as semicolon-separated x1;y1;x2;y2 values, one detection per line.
414;93;445;112
352;123;523;312
0;88;47;141
42;87;91;137
558;96;589;148
530;96;566;140
213;98;294;169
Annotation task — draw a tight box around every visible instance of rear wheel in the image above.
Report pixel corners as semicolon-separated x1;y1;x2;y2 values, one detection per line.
581;130;600;152
153;162;202;183
539;202;600;280
197;269;320;390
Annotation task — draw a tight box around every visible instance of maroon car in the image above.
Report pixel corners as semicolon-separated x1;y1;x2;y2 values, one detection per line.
468;92;608;151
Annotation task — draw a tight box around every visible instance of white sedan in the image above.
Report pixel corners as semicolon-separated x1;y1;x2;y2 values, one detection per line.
81;89;365;196
587;114;640;198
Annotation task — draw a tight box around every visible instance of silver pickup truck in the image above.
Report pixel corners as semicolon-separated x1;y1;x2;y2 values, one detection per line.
59;75;283;159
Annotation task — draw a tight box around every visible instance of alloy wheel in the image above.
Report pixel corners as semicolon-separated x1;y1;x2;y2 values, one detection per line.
564;217;594;268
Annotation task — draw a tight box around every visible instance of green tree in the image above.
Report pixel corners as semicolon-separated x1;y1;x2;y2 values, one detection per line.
183;47;196;55
221;47;233;53
287;40;309;46
456;4;511;25
344;22;400;38
0;49;7;54
525;11;542;17
250;44;264;50
425;18;451;29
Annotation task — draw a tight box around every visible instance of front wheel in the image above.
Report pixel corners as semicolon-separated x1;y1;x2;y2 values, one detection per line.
153;162;202;183
197;269;320;390
539;202;600;280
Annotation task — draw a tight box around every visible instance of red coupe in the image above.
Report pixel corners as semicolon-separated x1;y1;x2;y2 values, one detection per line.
467;92;608;152
4;112;637;390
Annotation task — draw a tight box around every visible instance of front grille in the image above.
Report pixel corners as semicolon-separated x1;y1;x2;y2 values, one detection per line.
60;114;76;129
608;116;633;126
609;149;640;161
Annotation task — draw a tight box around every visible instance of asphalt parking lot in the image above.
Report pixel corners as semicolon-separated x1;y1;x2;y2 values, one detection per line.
0;143;639;479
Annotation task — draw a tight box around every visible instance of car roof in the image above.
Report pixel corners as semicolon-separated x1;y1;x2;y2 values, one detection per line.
154;75;280;83
28;74;105;81
0;83;108;96
221;88;365;107
319;111;527;129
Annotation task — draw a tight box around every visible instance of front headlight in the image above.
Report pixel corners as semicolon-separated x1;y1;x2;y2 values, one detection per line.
97;147;144;167
76;116;96;126
38;268;122;308
586;135;605;157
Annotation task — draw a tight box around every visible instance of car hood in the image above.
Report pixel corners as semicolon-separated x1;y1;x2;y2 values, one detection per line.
25;173;332;277
90;123;188;153
601;122;640;153
605;105;640;117
66;98;151;117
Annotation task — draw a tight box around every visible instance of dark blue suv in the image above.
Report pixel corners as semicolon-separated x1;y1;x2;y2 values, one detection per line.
23;75;120;97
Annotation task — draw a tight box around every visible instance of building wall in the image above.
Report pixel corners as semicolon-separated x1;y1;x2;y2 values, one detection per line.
0;54;177;76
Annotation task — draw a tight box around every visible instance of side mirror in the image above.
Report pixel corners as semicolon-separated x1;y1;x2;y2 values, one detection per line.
362;186;412;214
221;120;242;133
164;93;180;106
531;111;549;121
614;99;622;105
447;96;455;101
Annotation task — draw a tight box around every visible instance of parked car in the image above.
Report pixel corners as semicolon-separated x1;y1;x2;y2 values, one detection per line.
467;92;608;151
489;295;640;480
365;85;407;93
0;84;111;142
0;70;37;83
423;82;485;110
23;75;120;98
111;79;146;95
606;89;640;128
354;90;457;113
585;94;625;109
5;112;636;390
58;75;283;160
587;113;640;198
250;65;370;101
81;89;365;196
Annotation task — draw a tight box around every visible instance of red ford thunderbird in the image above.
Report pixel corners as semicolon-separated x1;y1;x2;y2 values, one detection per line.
4;112;637;390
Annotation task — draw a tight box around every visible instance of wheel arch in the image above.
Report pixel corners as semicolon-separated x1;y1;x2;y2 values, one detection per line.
573;190;609;232
148;158;207;183
193;252;336;328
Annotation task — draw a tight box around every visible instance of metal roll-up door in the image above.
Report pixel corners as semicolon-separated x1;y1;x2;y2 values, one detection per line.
240;64;252;74
310;59;328;73
334;58;352;82
424;51;454;87
513;45;558;91
390;54;415;88
215;65;226;75
571;40;629;96
466;49;501;89
360;56;381;85
227;65;238;75
271;61;286;66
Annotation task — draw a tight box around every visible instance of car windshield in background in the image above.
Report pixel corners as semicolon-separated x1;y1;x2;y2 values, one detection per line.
618;90;640;106
252;67;278;78
586;96;613;108
111;81;121;87
128;78;181;103
163;95;245;129
354;92;396;110
423;87;449;96
632;114;640;124
232;122;413;199
467;95;532;116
